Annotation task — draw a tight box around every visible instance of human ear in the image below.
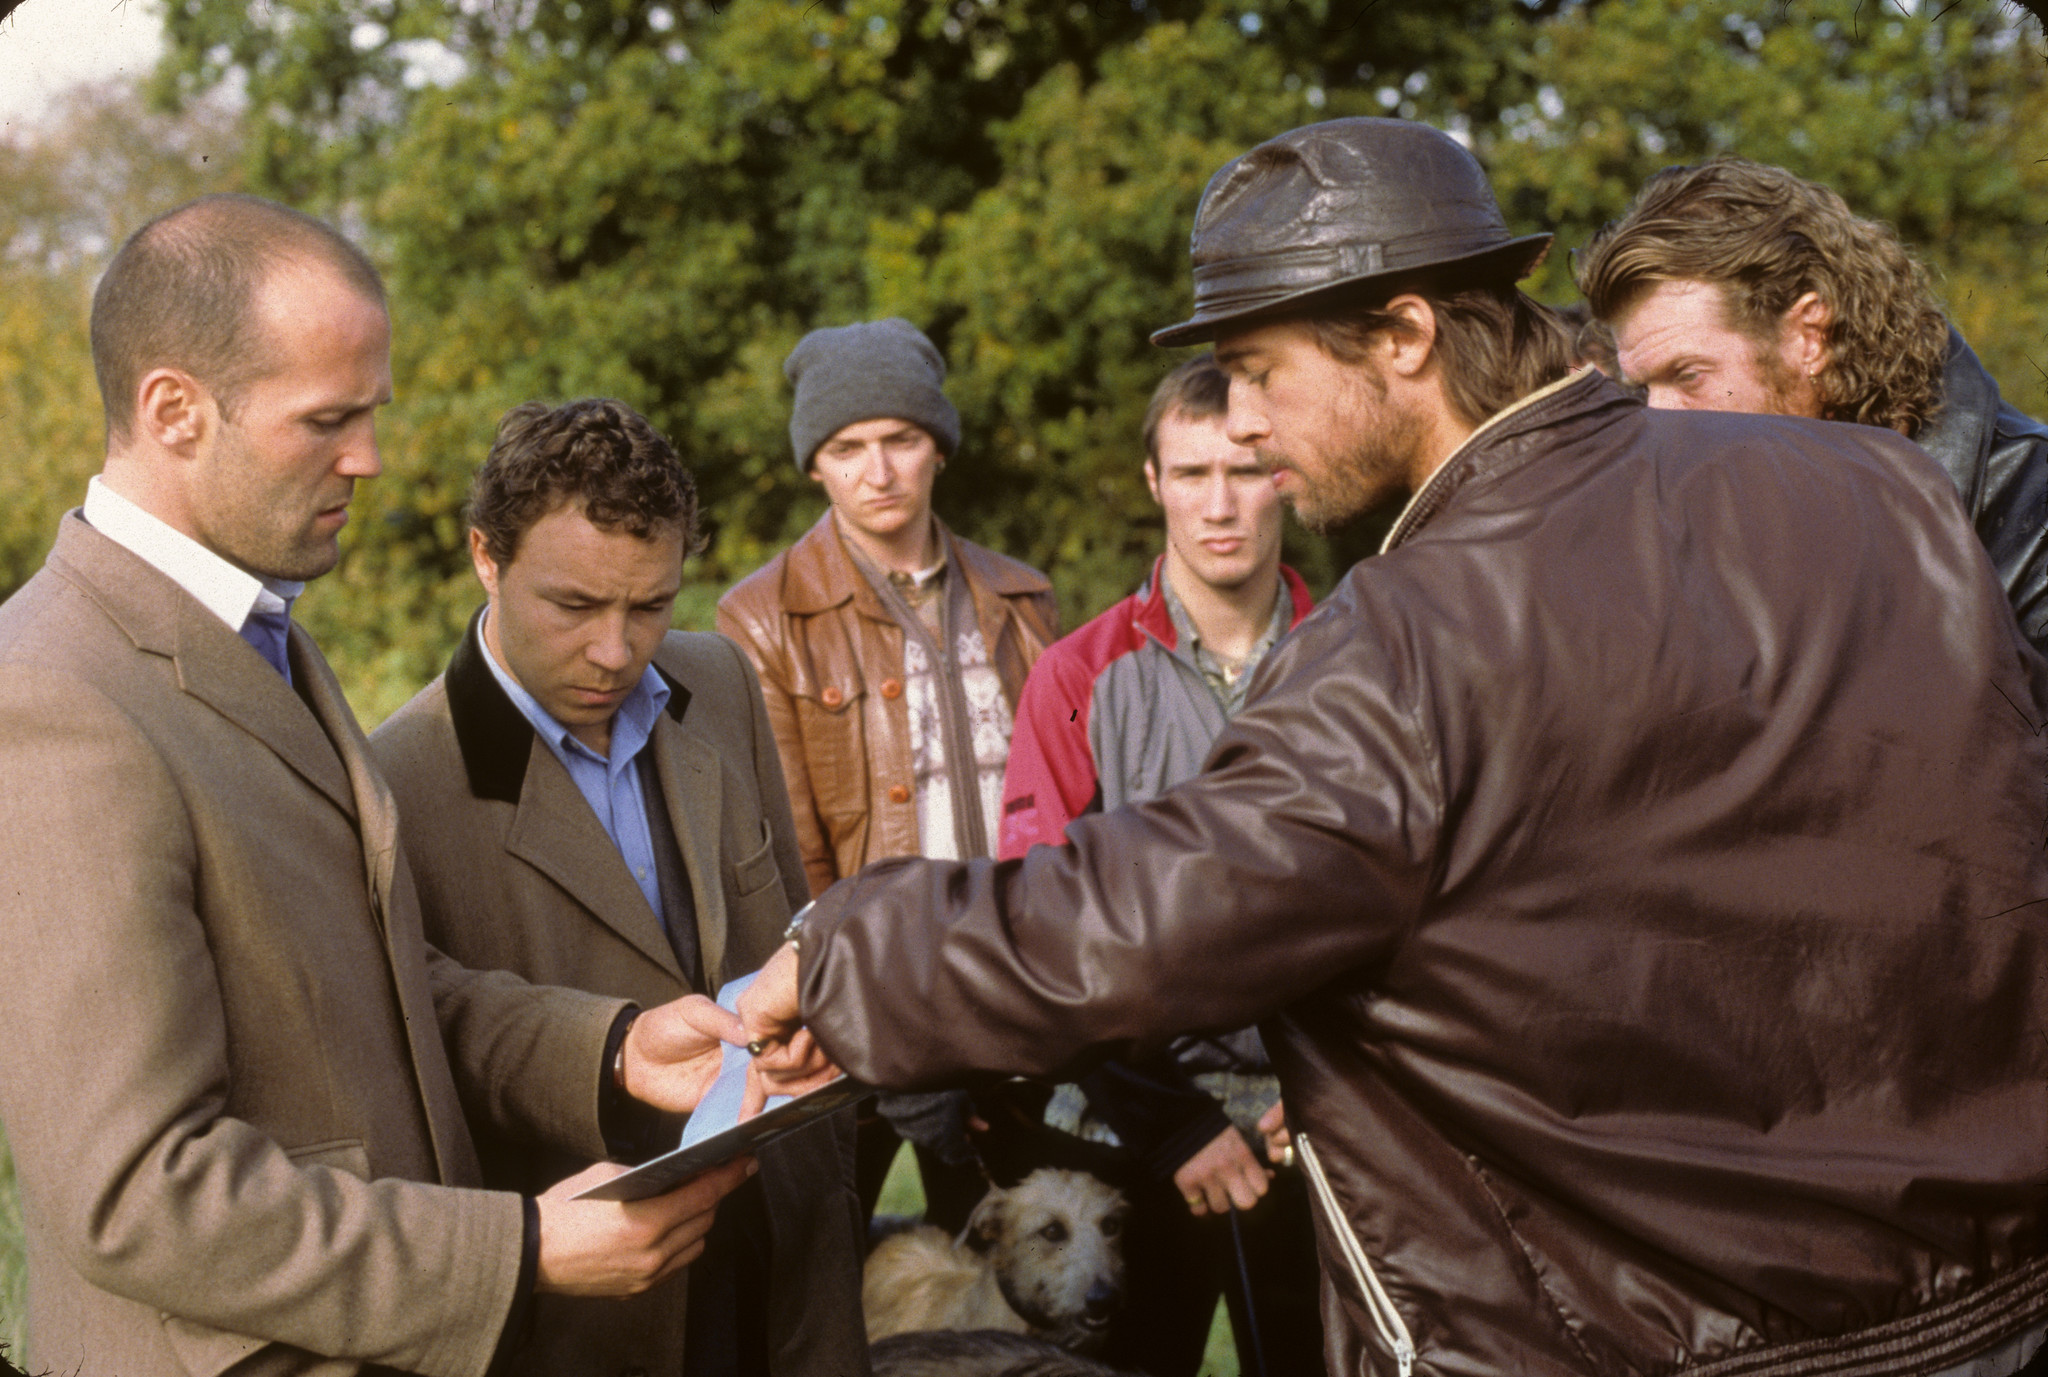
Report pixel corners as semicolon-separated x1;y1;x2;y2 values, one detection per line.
962;1193;1005;1254
1783;292;1833;377
134;368;212;452
1378;294;1440;380
469;526;502;601
1143;459;1162;506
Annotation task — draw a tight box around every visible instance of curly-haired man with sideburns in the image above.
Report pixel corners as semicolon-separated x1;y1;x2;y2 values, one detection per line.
1577;155;2048;651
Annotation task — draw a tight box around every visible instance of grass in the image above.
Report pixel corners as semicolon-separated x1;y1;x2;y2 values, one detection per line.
876;1143;1242;1377
0;1124;22;1356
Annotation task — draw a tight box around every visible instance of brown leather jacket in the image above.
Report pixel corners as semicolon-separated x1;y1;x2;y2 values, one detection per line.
795;372;2048;1376
718;511;1059;897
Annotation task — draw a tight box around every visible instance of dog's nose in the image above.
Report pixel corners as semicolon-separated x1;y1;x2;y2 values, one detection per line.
1084;1280;1122;1319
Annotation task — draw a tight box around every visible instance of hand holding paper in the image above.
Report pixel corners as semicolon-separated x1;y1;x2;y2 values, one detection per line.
736;941;842;1116
535;1155;755;1295
571;971;864;1203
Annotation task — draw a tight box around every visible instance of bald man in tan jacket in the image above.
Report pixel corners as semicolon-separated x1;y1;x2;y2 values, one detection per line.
0;196;748;1377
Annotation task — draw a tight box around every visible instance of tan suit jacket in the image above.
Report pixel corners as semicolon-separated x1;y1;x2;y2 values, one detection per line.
0;515;626;1377
371;619;868;1377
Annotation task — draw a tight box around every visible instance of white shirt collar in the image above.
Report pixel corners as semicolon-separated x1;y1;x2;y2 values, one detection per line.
83;476;303;630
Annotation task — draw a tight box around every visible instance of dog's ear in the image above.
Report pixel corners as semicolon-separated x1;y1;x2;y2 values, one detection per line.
960;1191;1006;1254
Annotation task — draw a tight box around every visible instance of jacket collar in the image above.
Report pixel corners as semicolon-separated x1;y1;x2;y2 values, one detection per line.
1382;368;1623;552
443;608;725;983
445;605;691;806
49;512;358;820
775;508;1053;619
1913;329;2038;508
1131;554;1315;651
777;511;886;618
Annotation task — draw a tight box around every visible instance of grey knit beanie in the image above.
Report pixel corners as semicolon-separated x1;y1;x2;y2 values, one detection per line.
785;318;961;472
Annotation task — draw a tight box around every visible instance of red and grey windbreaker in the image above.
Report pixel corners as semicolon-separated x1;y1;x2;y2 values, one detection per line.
1000;558;1314;859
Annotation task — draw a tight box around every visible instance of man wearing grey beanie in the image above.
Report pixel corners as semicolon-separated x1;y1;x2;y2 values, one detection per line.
718;318;1059;1230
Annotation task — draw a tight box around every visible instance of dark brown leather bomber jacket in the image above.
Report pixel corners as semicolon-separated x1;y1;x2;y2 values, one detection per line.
797;372;2048;1376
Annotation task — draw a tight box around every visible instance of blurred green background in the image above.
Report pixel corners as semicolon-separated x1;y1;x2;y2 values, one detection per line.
0;0;2043;1362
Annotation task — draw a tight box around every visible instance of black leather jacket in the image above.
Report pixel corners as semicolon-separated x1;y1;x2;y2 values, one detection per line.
1916;329;2048;653
798;372;2048;1376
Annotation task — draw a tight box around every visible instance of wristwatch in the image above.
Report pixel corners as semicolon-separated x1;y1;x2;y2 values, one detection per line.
782;900;813;955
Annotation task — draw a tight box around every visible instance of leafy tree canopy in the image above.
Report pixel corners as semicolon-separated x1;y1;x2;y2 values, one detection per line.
3;0;2039;722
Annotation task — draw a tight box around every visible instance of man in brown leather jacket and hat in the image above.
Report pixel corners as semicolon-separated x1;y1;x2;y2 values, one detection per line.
717;319;1059;1229
736;119;2048;1377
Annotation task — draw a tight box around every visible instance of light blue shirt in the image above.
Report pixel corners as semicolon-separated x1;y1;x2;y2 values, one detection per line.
478;612;671;923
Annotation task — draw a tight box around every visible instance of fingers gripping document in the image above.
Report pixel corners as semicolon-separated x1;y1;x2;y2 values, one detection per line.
573;971;865;1202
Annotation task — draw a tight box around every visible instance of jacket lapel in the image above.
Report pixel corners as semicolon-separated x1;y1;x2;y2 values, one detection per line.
504;748;684;979
781;510;898;637
174;604;359;819
48;516;357;818
253;606;471;1186
288;628;397;915
442;609;683;978
652;712;728;991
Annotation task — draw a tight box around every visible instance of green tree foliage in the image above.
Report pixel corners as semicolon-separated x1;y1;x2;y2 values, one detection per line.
1472;0;2048;413
75;0;2048;722
151;0;1540;720
0;83;241;600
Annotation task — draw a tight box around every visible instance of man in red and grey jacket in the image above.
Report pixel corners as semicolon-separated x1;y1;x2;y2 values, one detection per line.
994;354;1321;1376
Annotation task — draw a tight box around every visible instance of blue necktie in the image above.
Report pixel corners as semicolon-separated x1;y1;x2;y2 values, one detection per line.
240;607;293;686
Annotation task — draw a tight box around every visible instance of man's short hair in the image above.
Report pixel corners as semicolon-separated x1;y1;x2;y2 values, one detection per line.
90;193;386;443
1142;353;1232;465
1574;157;1950;436
468;398;704;567
1305;278;1575;429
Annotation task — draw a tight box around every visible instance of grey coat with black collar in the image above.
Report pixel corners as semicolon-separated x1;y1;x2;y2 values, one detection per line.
371;616;868;1377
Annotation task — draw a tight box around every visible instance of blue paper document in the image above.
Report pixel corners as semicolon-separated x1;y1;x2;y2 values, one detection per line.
571;971;866;1203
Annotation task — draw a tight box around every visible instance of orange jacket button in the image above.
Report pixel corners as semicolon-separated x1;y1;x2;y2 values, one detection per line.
821;685;844;707
881;678;903;699
888;785;911;804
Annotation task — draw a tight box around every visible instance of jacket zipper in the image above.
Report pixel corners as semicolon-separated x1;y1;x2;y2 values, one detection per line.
1297;1133;1417;1377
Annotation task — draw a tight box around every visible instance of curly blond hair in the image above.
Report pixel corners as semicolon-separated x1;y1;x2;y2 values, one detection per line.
1575;157;1950;436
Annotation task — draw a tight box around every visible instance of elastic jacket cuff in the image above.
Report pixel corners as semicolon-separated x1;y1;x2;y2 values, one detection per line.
1077;1057;1236;1181
598;1004;669;1161
485;1196;541;1376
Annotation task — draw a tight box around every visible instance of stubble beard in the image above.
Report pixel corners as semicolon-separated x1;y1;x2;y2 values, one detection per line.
217;494;347;584
1275;377;1427;534
206;427;349;583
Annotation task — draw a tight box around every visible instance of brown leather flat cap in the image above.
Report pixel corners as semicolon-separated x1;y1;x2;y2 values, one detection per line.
1152;117;1551;347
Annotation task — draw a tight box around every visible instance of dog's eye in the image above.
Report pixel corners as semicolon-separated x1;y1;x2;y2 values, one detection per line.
1100;1215;1123;1238
1039;1220;1068;1244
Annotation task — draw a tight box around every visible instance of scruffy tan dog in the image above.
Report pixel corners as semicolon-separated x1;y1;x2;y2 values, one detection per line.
863;1169;1129;1352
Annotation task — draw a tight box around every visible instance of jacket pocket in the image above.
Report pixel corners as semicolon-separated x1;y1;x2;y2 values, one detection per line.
158;1317;353;1377
284;1138;371;1179
1297;1132;1417;1377
793;683;868;823
158;1143;372;1375
732;819;781;899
